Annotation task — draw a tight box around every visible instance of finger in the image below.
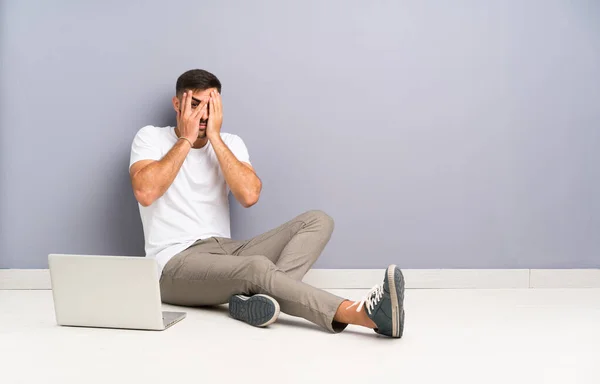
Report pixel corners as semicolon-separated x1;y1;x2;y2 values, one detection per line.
193;103;208;121
193;98;208;118
209;94;215;118
180;92;188;116
185;91;192;115
215;91;222;115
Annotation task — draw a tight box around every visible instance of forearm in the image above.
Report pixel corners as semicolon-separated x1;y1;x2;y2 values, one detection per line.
210;136;261;207
132;139;191;206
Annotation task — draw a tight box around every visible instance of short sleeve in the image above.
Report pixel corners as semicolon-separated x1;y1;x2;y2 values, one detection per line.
130;126;162;170
227;134;251;165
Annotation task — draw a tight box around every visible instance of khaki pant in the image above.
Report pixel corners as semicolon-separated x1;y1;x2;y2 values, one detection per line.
159;210;348;332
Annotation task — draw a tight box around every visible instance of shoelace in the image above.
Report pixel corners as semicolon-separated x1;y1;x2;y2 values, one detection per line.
346;284;384;315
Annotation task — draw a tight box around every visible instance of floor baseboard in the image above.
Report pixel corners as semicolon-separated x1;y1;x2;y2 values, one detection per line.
1;268;599;290
529;269;600;288
303;269;532;289
0;269;51;290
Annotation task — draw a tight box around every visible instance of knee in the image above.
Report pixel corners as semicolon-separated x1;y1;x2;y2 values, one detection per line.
243;256;278;291
306;210;334;232
245;255;276;276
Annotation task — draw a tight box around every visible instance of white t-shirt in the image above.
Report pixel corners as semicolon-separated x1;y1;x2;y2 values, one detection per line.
129;125;251;275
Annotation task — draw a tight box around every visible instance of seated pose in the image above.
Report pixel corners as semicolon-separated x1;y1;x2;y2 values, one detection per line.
129;69;405;338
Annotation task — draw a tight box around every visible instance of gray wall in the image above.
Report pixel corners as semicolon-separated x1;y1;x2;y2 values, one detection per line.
1;0;599;269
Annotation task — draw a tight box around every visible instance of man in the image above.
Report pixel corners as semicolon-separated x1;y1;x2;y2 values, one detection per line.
129;69;405;337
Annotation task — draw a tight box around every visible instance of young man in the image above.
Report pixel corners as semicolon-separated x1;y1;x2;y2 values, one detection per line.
129;69;405;337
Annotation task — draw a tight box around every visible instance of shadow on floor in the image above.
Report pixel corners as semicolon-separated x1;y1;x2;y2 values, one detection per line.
180;304;384;339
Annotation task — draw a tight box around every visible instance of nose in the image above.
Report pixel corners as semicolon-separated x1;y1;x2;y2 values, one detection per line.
201;107;209;121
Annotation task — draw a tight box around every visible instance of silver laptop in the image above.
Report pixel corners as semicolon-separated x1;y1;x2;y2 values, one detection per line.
48;254;186;331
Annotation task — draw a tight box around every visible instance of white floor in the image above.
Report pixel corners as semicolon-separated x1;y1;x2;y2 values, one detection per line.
1;289;599;384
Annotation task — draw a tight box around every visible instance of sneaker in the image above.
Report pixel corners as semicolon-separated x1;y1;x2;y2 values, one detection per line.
348;265;405;338
228;294;280;327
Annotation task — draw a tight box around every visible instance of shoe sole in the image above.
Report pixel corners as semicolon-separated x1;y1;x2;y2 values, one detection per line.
229;294;280;327
387;264;405;338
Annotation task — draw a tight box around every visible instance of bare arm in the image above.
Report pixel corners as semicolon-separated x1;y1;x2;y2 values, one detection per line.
130;139;191;207
211;135;262;208
207;90;261;208
130;92;207;207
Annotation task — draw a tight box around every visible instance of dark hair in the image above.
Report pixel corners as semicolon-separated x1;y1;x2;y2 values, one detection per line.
175;69;222;96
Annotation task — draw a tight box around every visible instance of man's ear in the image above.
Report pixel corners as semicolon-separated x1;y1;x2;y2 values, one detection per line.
172;95;180;114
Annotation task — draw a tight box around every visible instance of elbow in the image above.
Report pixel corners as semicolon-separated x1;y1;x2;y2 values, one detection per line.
133;189;156;207
241;181;261;208
131;171;161;207
241;192;260;208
